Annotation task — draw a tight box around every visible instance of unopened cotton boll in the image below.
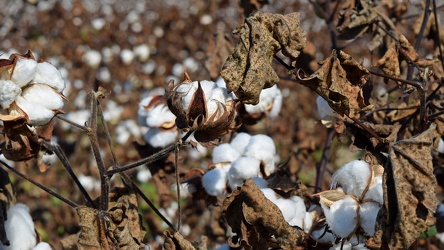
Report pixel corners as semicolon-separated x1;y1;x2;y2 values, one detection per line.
330;160;371;198
4;203;37;250
230;132;251;153
244;134;276;174
228;157;260;189
212;143;241;164
321;195;358;238
203;168;227;196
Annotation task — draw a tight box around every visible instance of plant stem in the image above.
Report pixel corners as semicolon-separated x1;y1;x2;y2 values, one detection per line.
314;127;334;192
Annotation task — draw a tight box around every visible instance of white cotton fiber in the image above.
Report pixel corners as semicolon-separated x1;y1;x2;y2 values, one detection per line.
11;57;38;87
260;188;278;203
311;226;336;244
330;160;371;198
4;203;37;250
203;168;227;196
230;132;251;153
359;202;381;236
145;104;176;128
0;80;21;108
288;196;307;228
321;195;358;238
14;96;56;126
227;157;260;189
303;212;313;233
252;177;267;189
363;174;383;204
32;62;65;92
244;134;276;174
144;128;178;148
21;84;65;110
212;143;241;163
32;242;52;250
275;198;297;223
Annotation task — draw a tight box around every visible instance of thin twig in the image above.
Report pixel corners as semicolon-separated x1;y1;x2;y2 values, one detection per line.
314;127;334;192
368;69;423;90
174;145;181;231
87;91;110;212
0;160;78;208
56;115;89;131
433;0;444;71
42;140;96;208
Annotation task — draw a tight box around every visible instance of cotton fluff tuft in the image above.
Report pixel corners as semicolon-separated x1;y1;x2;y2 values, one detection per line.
32;242;52;250
144;128;178;148
0;80;21;108
288;196;307;228
212;143;241;164
321;195;358;238
330;160;371;198
244;134;276;174
203;168;228;196
229;132;251;153
11;56;38;87
4;203;37;250
32;61;65;92
359;202;381;236
260;188;278;203
244;85;282;118
228;157;260;189
274;198;297;222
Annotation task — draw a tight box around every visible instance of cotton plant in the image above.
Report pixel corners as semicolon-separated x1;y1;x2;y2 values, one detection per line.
314;158;384;243
137;87;179;148
0;50;66;126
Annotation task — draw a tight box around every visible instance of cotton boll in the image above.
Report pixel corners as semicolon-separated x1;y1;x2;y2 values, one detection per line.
330;160;371;198
32;61;65;92
32;242;52;250
321;195;358;238
244;134;276;174
260;188;278;203
275;198;297;223
133;44;150;62
82;50;102;68
144;128;178;148
4;203;37;250
252;177;267;189
0;80;21;108
212;143;241;163
21;84;65;110
437;138;444;154
10;56;38;87
363;175;383;204
227;157;260;189
288;196;307;228
269;87;283;118
230;132;251;153
120;49;135;65
175;81;198;112
203;168;227;196
359;202;381;236
145;104;176;128
303;212;314;233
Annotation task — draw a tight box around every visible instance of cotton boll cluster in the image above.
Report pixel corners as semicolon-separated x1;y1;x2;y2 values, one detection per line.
137;88;179;148
202;132;277;195
315;159;384;243
0;50;66;126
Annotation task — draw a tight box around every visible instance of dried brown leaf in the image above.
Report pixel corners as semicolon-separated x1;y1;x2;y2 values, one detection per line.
336;0;378;40
375;124;439;249
221;11;306;104
76;187;146;250
375;40;400;84
349;122;400;152
223;179;305;250
163;231;197;250
297;50;370;117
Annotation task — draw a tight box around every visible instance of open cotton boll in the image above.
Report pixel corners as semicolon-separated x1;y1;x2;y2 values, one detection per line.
4;203;37;250
32;242;52;250
260;188;278;203
269;86;283;118
11;56;38;87
21;84;65;110
0;80;21;108
203;168;227;196
32;62;65;92
244;134;276;174
244;85;282;117
227;157;260;189
212;143;241;163
330;160;371;198
230;132;251;153
359;202;381;236
82;50;102;68
175;81;198;112
303;212;314;233
275;198;297;223
145;104;176;128
363;175;383;204
321;195;358;238
144;128;178;148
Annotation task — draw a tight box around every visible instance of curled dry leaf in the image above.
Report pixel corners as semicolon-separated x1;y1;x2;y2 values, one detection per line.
375;39;400;84
163;231;208;250
348;122;401;152
336;0;378;40
297;50;370;117
223;179;305;250
0;119;41;162
374;124;439;249
73;187;146;250
221;11;306;104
